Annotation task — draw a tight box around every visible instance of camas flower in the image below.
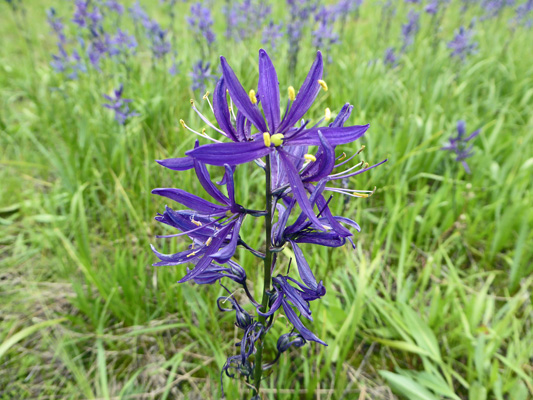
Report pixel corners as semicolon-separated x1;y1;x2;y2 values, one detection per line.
185;49;369;229
448;25;478;60
152;155;252;282
103;84;139;125
401;10;420;50
441;120;480;173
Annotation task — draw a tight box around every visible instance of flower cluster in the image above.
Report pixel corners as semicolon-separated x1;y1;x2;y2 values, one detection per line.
448;23;478;60
152;49;385;395
441;120;480;173
103;84;139;125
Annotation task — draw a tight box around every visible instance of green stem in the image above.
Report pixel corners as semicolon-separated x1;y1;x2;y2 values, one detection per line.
252;155;273;397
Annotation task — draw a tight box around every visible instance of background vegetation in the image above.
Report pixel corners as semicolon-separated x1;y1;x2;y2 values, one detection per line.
1;0;532;399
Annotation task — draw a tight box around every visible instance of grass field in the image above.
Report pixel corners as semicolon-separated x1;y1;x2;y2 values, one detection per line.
1;0;532;399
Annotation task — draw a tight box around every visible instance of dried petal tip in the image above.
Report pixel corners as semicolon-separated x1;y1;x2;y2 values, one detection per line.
288;86;296;101
325;108;331;121
271;133;284;147
304;154;317;162
263;132;271;147
249;89;258;104
318;80;328;91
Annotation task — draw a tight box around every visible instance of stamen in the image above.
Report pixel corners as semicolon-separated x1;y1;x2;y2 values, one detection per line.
191;104;227;137
337;152;346;161
304;154;317;162
288;86;296;101
191;217;203;227
271;133;284;147
249;89;258;104
325;108;331;121
206;237;212;246
187;250;199;258
356;145;365;155
190;99;194;106
202;91;210;100
318;80;328;91
263;132;271;147
180;119;222;143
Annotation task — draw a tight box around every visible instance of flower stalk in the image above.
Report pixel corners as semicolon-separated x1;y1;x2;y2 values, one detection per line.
253;154;273;395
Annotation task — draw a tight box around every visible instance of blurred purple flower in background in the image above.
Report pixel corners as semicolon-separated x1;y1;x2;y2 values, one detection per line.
514;0;533;27
401;10;420;50
190;60;217;92
103;84;139;125
384;47;398;67
442;120;480;173
262;21;284;50
188;3;216;45
448;24;478;60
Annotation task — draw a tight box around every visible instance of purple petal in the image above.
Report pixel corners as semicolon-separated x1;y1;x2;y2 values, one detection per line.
278;149;325;231
152;188;227;215
178;224;233;283
236;111;251;141
288;125;369;146
281;298;327;345
194;159;230;206
156;157;195;171
300;132;335;182
258;49;281;133
210;216;243;263
213;78;239;142
277;51;323;133
289;240;318;291
329;103;353;128
220;56;268;133
151;244;200;266
186;140;272;166
294;231;345;247
224;165;236;206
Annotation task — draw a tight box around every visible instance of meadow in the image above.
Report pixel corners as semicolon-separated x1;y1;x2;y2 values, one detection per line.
1;0;533;399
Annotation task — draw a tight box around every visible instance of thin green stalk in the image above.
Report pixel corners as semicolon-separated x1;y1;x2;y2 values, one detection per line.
252;155;273;397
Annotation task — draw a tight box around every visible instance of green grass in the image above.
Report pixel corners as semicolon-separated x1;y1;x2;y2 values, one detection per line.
1;0;532;399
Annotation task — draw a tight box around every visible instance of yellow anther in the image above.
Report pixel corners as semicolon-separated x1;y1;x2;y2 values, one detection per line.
364;162;369;168
190;99;194;105
304;154;317;162
191;217;203;227
338;152;346;161
202;128;206;134
356;145;366;155
206;237;212;246
180;119;186;128
187;250;199;258
318;79;328;91
325;107;331;121
288;86;296;101
271;133;284;147
203;91;210;100
229;105;233;113
249;89;257;104
263;132;271;147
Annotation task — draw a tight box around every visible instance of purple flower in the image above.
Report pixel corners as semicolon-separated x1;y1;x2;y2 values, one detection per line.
401;10;420;50
448;25;478;61
188;3;216;45
190;60;217;92
103;84;139;125
72;0;102;29
108;29;137;56
185;49;369;229
223;0;272;41
152;159;250;282
425;0;439;14
262;21;284;50
441;120;480;173
47;8;65;42
105;0;124;15
384;47;398;67
514;0;533;27
312;6;339;58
